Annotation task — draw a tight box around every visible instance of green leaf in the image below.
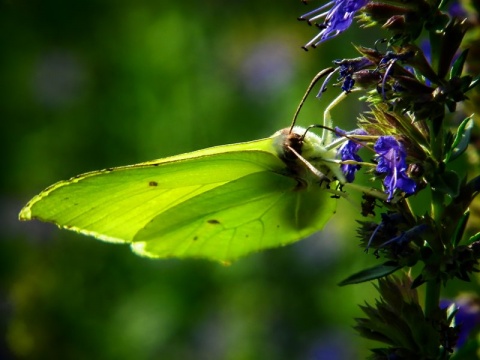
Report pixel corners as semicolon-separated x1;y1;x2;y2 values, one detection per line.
450;49;469;79
445;116;474;163
466;232;480;246
452;210;469;247
467;75;480;92
338;261;402;286
430;170;460;198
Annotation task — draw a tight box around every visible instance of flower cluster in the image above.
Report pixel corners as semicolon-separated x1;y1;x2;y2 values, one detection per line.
299;0;369;49
440;295;480;349
374;136;416;201
297;0;480;357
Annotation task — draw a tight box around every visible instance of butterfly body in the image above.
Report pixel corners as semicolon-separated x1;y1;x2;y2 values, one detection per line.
19;126;340;262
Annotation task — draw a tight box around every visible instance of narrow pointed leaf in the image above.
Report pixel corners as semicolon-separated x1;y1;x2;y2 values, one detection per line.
452;210;469;246
466;232;480;246
446;116;474;163
338;261;402;286
450;49;469;79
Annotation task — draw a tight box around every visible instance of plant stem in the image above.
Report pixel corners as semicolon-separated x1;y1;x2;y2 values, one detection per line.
431;190;444;223
425;279;441;319
426;189;443;319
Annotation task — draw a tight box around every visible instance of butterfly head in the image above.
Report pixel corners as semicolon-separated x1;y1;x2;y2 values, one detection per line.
272;126;343;185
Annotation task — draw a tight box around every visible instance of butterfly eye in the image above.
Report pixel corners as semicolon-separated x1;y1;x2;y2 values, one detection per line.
284;132;304;159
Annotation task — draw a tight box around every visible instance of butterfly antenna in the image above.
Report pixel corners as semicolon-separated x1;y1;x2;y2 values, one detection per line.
303;124;377;154
296;87;359;142
286;145;329;182
287;144;362;201
289;67;335;133
287;141;387;202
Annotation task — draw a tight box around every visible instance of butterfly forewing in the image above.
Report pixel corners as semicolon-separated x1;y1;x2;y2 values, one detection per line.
20;142;286;244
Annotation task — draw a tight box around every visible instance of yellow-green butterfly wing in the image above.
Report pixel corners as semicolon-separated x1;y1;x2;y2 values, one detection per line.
19;128;337;262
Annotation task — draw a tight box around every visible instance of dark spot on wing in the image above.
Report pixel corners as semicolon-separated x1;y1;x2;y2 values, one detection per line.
207;219;220;225
149;181;158;187
193;236;198;241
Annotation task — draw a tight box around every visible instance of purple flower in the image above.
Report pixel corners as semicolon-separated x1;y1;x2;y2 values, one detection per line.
374;136;416;201
299;0;369;49
378;50;415;99
336;127;367;182
448;2;467;18
317;57;378;98
334;57;373;92
441;296;480;348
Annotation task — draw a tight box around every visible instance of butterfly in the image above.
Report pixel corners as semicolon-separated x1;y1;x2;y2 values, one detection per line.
19;68;350;263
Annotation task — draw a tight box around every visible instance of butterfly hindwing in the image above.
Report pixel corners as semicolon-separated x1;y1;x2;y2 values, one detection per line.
134;171;336;261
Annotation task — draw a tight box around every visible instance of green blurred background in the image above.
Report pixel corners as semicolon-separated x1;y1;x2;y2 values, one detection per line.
4;1;477;359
